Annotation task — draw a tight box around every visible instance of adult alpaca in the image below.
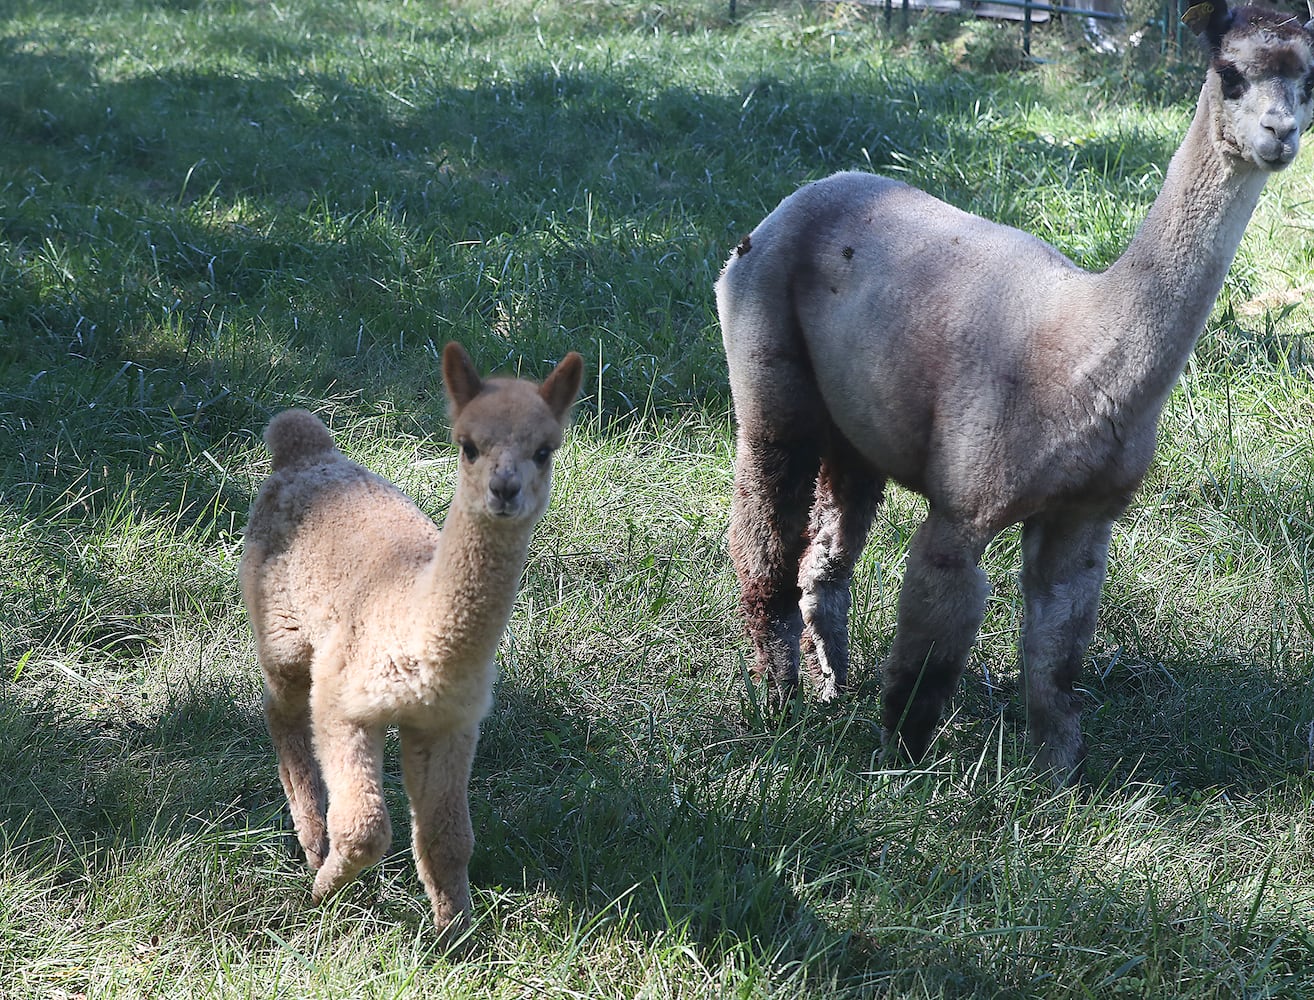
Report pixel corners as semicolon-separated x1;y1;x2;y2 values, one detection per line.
716;2;1314;777
241;343;582;940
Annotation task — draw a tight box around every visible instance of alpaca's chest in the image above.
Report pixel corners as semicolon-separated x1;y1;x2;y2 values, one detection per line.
305;549;521;732
920;377;1159;533
335;630;499;731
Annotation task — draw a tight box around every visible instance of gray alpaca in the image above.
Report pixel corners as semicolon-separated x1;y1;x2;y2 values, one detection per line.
717;2;1314;777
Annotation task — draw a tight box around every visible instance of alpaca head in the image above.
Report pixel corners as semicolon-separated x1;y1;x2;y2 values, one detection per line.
441;342;584;524
1187;1;1314;169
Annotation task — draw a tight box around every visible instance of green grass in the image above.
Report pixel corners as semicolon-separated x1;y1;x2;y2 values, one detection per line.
4;0;1314;995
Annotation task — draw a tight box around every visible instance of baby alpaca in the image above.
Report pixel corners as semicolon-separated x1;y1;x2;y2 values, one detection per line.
240;342;583;939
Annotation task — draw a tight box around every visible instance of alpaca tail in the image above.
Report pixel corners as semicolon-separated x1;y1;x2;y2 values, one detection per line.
264;409;337;470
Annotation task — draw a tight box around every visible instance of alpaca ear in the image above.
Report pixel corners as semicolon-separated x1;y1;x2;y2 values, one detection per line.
1181;0;1231;41
442;341;484;415
539;352;584;421
1306;0;1314;33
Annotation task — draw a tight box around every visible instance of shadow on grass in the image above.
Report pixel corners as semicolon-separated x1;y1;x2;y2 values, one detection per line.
0;672;277;853
469;669;1314;995
0;24;1176;425
0;17;1179;632
845;635;1314;797
1081;650;1314;792
2;646;1310;994
469;677;998;991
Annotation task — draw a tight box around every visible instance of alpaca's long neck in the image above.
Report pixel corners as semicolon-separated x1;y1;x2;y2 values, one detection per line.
419;500;535;670
1095;91;1269;405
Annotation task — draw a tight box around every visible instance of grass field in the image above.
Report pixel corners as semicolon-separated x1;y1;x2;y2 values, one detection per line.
4;0;1314;995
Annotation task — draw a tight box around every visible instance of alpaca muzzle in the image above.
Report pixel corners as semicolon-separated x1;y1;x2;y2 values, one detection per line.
486;471;523;515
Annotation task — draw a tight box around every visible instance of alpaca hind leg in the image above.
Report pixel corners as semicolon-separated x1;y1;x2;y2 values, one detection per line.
310;714;391;902
1019;514;1114;782
798;443;884;701
262;678;329;870
729;431;822;703
253;623;329;869
400;723;480;940
881;513;990;762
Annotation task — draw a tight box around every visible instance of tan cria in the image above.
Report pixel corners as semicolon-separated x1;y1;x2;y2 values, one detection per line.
717;3;1314;781
240;342;583;941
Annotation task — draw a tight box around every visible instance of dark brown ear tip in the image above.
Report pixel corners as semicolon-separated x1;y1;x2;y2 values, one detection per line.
1180;0;1232;39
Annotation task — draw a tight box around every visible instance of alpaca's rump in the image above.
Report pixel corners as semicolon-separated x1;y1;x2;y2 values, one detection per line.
265;408;337;471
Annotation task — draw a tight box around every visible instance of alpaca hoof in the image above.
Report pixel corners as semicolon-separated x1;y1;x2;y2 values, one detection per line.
1032;739;1087;787
303;839;329;872
813;674;848;704
881;725;935;766
432;910;476;959
311;864;352;904
766;679;802;714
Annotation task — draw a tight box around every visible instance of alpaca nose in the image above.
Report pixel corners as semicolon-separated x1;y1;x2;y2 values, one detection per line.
1262;108;1296;141
489;472;521;504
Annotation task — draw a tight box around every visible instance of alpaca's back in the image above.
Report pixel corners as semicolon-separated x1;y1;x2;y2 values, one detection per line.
245;456;440;594
240;415;442;694
717;170;1090;499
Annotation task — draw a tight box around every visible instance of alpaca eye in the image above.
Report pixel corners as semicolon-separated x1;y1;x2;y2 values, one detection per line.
1217;63;1246;99
1303;72;1314;101
460;441;479;462
533;446;553;466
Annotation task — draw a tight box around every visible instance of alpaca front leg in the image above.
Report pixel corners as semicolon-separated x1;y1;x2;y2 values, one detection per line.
729;432;821;702
798;452;883;701
400;723;480;941
310;716;391;903
881;514;990;762
1019;514;1114;781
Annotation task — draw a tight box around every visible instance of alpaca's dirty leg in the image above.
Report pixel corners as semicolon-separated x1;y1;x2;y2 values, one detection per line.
728;432;820;702
401;724;479;940
311;717;391;903
881;514;989;761
262;678;329;870
1020;514;1114;781
798;448;883;701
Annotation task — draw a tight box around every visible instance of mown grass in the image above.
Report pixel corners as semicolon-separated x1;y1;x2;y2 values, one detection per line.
3;0;1314;996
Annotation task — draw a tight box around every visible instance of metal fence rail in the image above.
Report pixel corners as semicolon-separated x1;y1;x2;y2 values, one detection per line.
867;0;1124;51
732;0;1192;57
